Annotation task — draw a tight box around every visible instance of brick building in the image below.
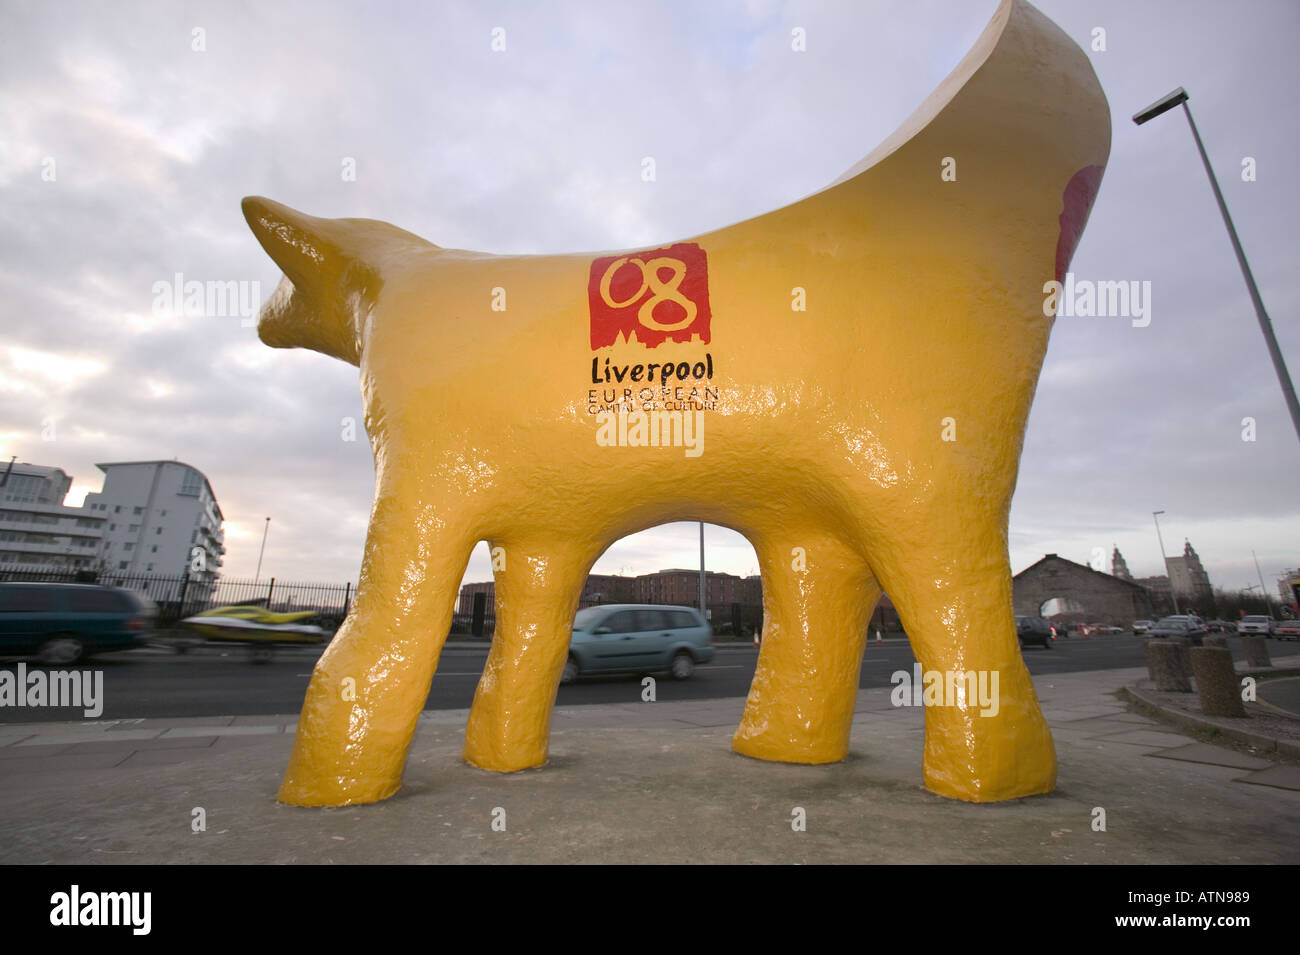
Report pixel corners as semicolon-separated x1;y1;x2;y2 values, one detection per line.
459;567;759;633
634;568;741;607
457;580;495;615
581;573;636;605
461;566;905;637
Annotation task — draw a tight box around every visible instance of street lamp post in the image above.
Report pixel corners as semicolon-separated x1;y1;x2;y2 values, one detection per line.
698;522;706;618
255;516;270;582
1152;510;1180;615
1252;550;1273;617
1134;87;1300;444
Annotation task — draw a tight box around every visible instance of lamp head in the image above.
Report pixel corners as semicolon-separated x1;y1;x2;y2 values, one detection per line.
1133;87;1188;125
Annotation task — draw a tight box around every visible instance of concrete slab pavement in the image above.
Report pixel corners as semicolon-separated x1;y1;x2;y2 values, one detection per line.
1;664;1297;864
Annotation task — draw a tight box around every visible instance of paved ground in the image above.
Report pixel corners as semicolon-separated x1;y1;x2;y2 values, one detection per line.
2;659;1298;864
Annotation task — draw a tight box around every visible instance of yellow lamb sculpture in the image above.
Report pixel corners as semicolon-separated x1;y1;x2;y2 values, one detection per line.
243;0;1110;806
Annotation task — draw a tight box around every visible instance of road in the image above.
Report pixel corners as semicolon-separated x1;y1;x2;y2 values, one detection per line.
2;632;1290;723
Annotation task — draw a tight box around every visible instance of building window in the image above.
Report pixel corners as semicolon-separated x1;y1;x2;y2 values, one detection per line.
109;524;115;531
151;545;157;553
146;564;153;572
128;524;139;532
179;469;202;497
160;510;167;516
114;505;121;513
155;527;162;534
133;506;143;515
124;543;133;551
118;561;128;569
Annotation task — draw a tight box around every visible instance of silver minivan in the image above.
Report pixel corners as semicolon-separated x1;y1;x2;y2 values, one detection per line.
563;604;714;683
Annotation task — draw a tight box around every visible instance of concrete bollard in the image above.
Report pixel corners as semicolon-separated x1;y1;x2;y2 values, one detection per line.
1240;634;1271;668
1189;646;1246;717
1203;634;1228;649
1167;636;1193;679
1146;639;1192;692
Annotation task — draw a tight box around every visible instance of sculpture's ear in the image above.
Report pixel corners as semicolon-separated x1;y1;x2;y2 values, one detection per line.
241;196;435;366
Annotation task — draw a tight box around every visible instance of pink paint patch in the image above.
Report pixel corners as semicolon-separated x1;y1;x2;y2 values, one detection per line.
1054;165;1105;284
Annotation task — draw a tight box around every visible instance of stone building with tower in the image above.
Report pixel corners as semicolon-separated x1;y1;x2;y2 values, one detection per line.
1111;547;1131;580
1165;539;1213;613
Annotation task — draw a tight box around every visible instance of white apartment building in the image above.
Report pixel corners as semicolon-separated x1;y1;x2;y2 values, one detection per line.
0;463;105;570
81;461;225;584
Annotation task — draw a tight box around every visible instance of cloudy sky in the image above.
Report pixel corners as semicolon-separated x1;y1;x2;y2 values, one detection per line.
2;0;1297;598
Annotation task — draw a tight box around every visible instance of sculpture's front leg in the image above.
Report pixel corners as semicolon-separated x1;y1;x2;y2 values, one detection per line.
278;473;475;807
463;536;603;773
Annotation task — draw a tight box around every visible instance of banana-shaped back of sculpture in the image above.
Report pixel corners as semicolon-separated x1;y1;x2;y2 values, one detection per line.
244;0;1110;808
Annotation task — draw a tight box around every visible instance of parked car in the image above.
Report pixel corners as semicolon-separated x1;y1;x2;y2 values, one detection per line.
1132;619;1155;634
0;582;157;664
1015;616;1053;649
1273;620;1300;641
562;604;714;683
1098;624;1125;634
1206;619;1237;634
1147;615;1208;646
1238;615;1273;636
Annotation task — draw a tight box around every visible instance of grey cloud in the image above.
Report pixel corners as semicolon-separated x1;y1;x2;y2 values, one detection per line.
1;0;1295;593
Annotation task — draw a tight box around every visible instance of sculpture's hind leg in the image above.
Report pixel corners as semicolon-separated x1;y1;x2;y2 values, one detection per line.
463;536;602;772
733;533;877;764
875;513;1055;802
278;474;476;807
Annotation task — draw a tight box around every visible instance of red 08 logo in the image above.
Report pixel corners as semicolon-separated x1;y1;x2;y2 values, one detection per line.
588;242;711;349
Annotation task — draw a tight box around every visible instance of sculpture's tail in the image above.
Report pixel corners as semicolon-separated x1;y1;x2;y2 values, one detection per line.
241;197;436;366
